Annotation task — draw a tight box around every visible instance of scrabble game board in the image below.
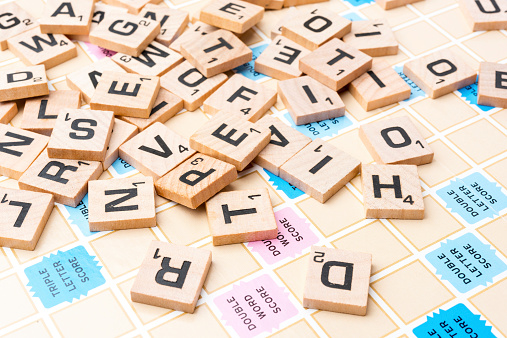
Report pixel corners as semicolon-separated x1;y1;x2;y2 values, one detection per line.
1;0;507;337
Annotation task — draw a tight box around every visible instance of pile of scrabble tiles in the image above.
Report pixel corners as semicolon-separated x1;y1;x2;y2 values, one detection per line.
0;0;505;318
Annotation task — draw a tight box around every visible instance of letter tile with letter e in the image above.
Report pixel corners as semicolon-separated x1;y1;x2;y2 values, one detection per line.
200;0;264;34
375;0;423;10
0;2;39;51
139;5;189;47
304;246;372;315
0;187;54;250
0;65;49;102
40;0;94;35
88;176;156;231
131;240;212;313
205;188;277;246
342;19;398;57
0;102;17;124
478;62;507;108
361;164;424;220
403;50;476;99
458;0;507;31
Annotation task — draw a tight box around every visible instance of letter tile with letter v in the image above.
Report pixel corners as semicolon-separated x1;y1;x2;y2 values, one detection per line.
0;65;49;102
478;62;507;108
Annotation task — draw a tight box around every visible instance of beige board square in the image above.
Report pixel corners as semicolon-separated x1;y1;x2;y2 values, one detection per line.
0;187;53;250
403;50;477;99
0;102;17;124
189;110;270;171
204;73;276;122
300;38;373;91
157;204;210;246
343;19;398;57
253;115;311;176
0;2;39;51
119;122;196;180
478;217;507;258
205;188;277;245
486;156;507;189
20;90;81;136
397;21;450;56
101;0;151;14
140;4;189;47
104;118;138;170
478;62;507;108
255;36;311;80
280;139;361;203
0;124;49;179
375;0;423;10
160;61;228;111
170;21;219;53
458;0;507;31
131;240;212;313
304;246;372;315
39;0;94;35
278;76;345;125
89;12;160;57
0;65;49;102
18;150;102;207
90;71;160;118
0;274;37;330
270;320;318;338
469;277;507;336
3;320;51;338
200;0;264;34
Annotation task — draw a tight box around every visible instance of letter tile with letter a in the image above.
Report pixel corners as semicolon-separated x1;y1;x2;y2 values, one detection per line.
403;50;476;99
205;188;277;246
280;139;361;203
40;0;94;35
88;176;156;231
47;109;115;162
139;4;189;47
342;19;398;57
200;0;264;34
458;0;507;31
478;62;507;108
0;2;39;51
156;153;237;209
361;164;424;220
0;65;49;102
131;241;212;313
375;0;423;10
0;102;17;124
304;246;372;315
0;187;54;250
18;150;102;207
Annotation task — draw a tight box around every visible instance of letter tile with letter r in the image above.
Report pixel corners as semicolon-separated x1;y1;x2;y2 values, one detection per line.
0;65;49;102
478;61;507;108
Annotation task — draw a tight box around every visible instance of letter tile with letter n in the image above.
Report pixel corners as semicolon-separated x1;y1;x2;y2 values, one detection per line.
0;65;49;102
18;150;102;207
47;109;115;162
90;71;160;118
0;125;49;179
39;0;94;35
342;19;398;57
375;0;423;10
278;76;345;125
361;164;424;220
0;187;54;250
403;50;476;99
304;246;372;315
155;153;237;209
88;176;156;231
139;4;189;47
359;116;433;165
200;0;264;34
299;38;373;91
0;102;17;124
205;188;277;246
458;0;507;31
131;241;212;313
119;122;196;180
89;12;160;57
279;139;361;203
189;110;271;171
478;62;507;108
0;2;38;51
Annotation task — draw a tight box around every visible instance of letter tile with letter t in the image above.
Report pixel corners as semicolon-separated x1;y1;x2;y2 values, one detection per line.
39;0;95;35
478;62;507;108
0;65;49;102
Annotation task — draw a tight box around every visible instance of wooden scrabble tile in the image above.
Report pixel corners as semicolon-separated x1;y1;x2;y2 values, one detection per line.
304;246;372;316
299;38;373;91
112;41;184;77
281;8;351;51
103;118;138;170
101;0;151;14
20;90;81;136
200;0;264;34
0;102;18;125
7;27;77;70
342;19;398;57
122;89;183;131
478;62;507;108
40;0;94;35
255;36;311;80
0;65;49;102
0;187;54;250
204;73;276;122
253;115;311;175
361;163;424;220
403;50;476;99
131;241;212;313
278;76;345;125
47;109;114;162
89;12;160;57
375;0;423;10
266;0;284;9
170;21;219;53
242;0;270;6
119;122;196;180
284;0;329;6
18;150;102;207
156;153;237;209
189;110;270;171
88;176;156;231
90;71;160;118
349;60;411;111
0;2;39;51
66;57;126;104
160;61;228;111
279;139;361;203
205;188;277;246
0;125;49;180
271;7;298;39
140;4;189;46
359;116;433;165
459;0;507;31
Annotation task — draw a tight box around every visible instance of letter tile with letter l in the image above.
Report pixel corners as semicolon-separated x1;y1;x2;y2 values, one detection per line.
0;2;39;51
0;65;49;102
131;240;212;313
200;0;264;34
478;62;507;108
39;0;94;35
458;0;507;31
304;246;372;315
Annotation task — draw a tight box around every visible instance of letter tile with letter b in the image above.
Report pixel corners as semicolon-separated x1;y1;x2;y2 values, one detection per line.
40;0;95;35
200;0;264;34
304;246;372;315
342;19;398;57
131;241;212;313
478;62;507;108
205;188;277;246
0;65;49;102
0;2;38;51
361;164;424;220
458;0;507;31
